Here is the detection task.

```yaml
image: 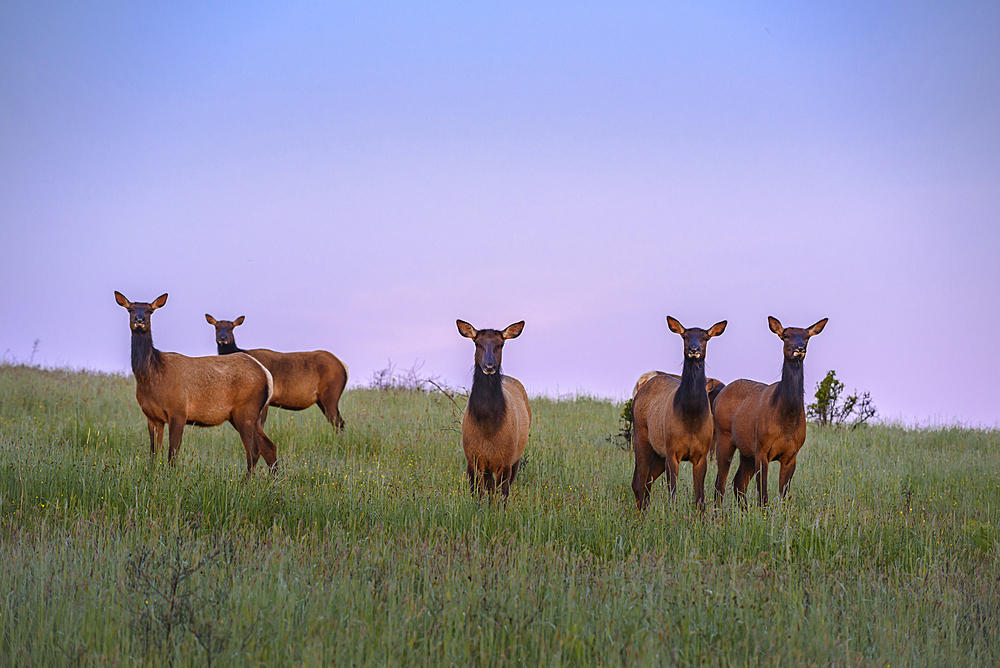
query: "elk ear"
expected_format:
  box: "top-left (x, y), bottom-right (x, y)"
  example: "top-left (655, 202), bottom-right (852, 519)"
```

top-left (114, 291), bottom-right (131, 309)
top-left (150, 293), bottom-right (168, 310)
top-left (767, 316), bottom-right (784, 337)
top-left (233, 316), bottom-right (245, 327)
top-left (456, 320), bottom-right (477, 339)
top-left (205, 314), bottom-right (217, 326)
top-left (707, 320), bottom-right (727, 337)
top-left (807, 318), bottom-right (828, 337)
top-left (502, 321), bottom-right (525, 340)
top-left (666, 316), bottom-right (685, 335)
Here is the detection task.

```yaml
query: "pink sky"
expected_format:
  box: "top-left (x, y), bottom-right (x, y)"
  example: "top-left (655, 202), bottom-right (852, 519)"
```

top-left (2, 2), bottom-right (998, 426)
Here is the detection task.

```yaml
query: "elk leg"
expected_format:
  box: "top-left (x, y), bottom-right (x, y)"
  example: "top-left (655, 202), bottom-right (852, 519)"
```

top-left (756, 456), bottom-right (770, 506)
top-left (483, 470), bottom-right (496, 495)
top-left (232, 418), bottom-right (257, 476)
top-left (778, 457), bottom-right (797, 499)
top-left (733, 454), bottom-right (755, 505)
top-left (466, 463), bottom-right (488, 498)
top-left (631, 424), bottom-right (664, 510)
top-left (167, 417), bottom-right (185, 464)
top-left (498, 465), bottom-right (513, 501)
top-left (714, 431), bottom-right (736, 503)
top-left (509, 458), bottom-right (521, 484)
top-left (691, 454), bottom-right (708, 510)
top-left (317, 389), bottom-right (346, 431)
top-left (631, 454), bottom-right (665, 511)
top-left (664, 455), bottom-right (680, 499)
top-left (256, 425), bottom-right (278, 472)
top-left (147, 419), bottom-right (164, 460)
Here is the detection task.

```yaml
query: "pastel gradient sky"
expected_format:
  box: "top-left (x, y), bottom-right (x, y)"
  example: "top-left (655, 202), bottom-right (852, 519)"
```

top-left (2, 1), bottom-right (998, 425)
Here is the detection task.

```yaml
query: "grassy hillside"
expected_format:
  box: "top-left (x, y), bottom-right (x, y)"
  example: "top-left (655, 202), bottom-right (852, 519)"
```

top-left (1, 363), bottom-right (998, 666)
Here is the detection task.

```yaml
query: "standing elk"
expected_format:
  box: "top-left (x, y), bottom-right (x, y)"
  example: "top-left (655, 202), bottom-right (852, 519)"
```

top-left (115, 292), bottom-right (278, 475)
top-left (205, 314), bottom-right (349, 430)
top-left (456, 319), bottom-right (531, 500)
top-left (631, 317), bottom-right (727, 510)
top-left (713, 316), bottom-right (828, 506)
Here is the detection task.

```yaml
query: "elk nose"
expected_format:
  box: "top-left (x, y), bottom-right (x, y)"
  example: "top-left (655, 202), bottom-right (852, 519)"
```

top-left (482, 362), bottom-right (497, 374)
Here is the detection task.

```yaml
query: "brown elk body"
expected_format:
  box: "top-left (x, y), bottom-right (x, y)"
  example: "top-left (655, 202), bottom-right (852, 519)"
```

top-left (631, 317), bottom-right (727, 510)
top-left (206, 314), bottom-right (348, 430)
top-left (457, 320), bottom-right (531, 500)
top-left (115, 292), bottom-right (278, 475)
top-left (713, 317), bottom-right (828, 506)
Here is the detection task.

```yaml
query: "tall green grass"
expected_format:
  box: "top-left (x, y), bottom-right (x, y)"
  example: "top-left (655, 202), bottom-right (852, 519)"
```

top-left (1, 363), bottom-right (998, 666)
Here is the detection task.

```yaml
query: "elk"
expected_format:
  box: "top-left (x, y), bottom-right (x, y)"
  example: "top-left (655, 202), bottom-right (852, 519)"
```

top-left (713, 316), bottom-right (828, 506)
top-left (205, 314), bottom-right (348, 430)
top-left (631, 317), bottom-right (727, 510)
top-left (456, 320), bottom-right (531, 500)
top-left (115, 292), bottom-right (278, 475)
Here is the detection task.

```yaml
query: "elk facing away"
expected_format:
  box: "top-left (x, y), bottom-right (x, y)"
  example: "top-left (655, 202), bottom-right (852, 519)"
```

top-left (631, 317), bottom-right (727, 510)
top-left (205, 314), bottom-right (349, 430)
top-left (713, 317), bottom-right (828, 506)
top-left (115, 292), bottom-right (278, 475)
top-left (457, 320), bottom-right (531, 500)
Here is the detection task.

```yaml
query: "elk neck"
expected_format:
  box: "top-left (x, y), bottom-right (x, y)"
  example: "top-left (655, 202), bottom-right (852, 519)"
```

top-left (772, 355), bottom-right (805, 425)
top-left (131, 327), bottom-right (162, 380)
top-left (468, 364), bottom-right (507, 434)
top-left (673, 354), bottom-right (709, 427)
top-left (217, 340), bottom-right (242, 355)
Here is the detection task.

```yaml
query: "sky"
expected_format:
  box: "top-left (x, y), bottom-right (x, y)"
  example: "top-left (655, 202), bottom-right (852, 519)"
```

top-left (1, 1), bottom-right (998, 426)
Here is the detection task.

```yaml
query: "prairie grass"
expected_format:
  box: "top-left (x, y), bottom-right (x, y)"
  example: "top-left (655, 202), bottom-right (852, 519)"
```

top-left (0, 363), bottom-right (998, 666)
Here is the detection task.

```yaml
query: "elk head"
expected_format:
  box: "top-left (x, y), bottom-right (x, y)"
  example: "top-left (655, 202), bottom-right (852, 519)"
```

top-left (115, 292), bottom-right (167, 333)
top-left (205, 314), bottom-right (245, 348)
top-left (768, 316), bottom-right (828, 361)
top-left (457, 320), bottom-right (524, 375)
top-left (666, 316), bottom-right (727, 359)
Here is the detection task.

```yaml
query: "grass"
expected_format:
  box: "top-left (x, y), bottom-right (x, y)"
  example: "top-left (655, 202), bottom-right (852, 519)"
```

top-left (1, 362), bottom-right (998, 666)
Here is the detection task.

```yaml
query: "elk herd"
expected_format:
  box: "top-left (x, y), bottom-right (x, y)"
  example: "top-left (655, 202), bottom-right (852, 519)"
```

top-left (114, 291), bottom-right (826, 511)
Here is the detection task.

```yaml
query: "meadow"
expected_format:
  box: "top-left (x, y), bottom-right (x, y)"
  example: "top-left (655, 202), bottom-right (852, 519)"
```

top-left (1, 362), bottom-right (998, 666)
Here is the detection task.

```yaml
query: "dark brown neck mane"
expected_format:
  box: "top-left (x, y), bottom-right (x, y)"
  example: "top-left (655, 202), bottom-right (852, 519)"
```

top-left (217, 340), bottom-right (243, 355)
top-left (673, 355), bottom-right (710, 428)
top-left (131, 329), bottom-right (163, 379)
top-left (468, 365), bottom-right (506, 434)
top-left (771, 357), bottom-right (805, 425)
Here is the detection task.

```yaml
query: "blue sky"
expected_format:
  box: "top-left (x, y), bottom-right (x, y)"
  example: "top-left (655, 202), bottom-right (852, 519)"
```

top-left (2, 1), bottom-right (998, 425)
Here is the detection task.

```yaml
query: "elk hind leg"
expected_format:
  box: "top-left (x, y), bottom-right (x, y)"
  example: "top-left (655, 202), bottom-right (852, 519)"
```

top-left (167, 417), bottom-right (185, 464)
top-left (147, 419), bottom-right (164, 461)
top-left (498, 465), bottom-right (514, 501)
top-left (714, 430), bottom-right (737, 503)
top-left (664, 455), bottom-right (680, 499)
top-left (733, 454), bottom-right (755, 506)
top-left (232, 418), bottom-right (257, 476)
top-left (778, 457), bottom-right (798, 500)
top-left (483, 470), bottom-right (497, 495)
top-left (317, 385), bottom-right (346, 431)
top-left (755, 456), bottom-right (770, 506)
top-left (691, 455), bottom-right (708, 510)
